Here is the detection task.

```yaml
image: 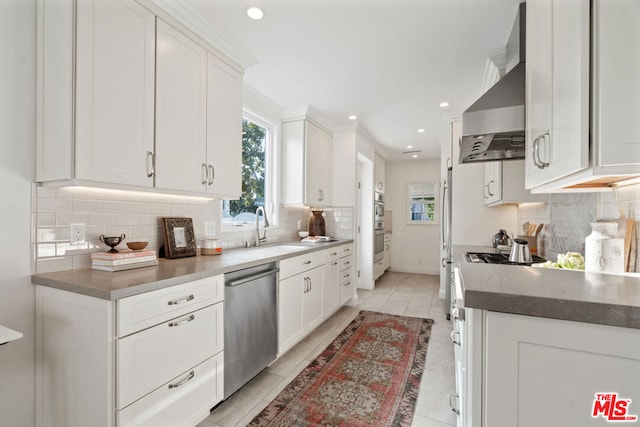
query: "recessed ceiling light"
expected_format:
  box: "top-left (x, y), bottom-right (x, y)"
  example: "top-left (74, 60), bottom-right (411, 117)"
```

top-left (412, 154), bottom-right (418, 158)
top-left (406, 145), bottom-right (413, 149)
top-left (440, 101), bottom-right (450, 108)
top-left (348, 115), bottom-right (357, 121)
top-left (417, 128), bottom-right (425, 133)
top-left (246, 6), bottom-right (264, 20)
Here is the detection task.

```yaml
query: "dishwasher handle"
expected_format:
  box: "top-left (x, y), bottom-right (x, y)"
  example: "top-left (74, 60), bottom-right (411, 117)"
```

top-left (227, 268), bottom-right (279, 287)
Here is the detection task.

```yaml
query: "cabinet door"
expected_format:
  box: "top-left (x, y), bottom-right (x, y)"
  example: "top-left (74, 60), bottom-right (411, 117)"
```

top-left (278, 274), bottom-right (304, 354)
top-left (206, 53), bottom-right (243, 198)
top-left (323, 261), bottom-right (339, 316)
top-left (484, 311), bottom-right (640, 427)
top-left (526, 0), bottom-right (589, 188)
top-left (75, 0), bottom-right (155, 187)
top-left (483, 162), bottom-right (501, 206)
top-left (305, 122), bottom-right (332, 206)
top-left (302, 267), bottom-right (324, 331)
top-left (155, 19), bottom-right (207, 193)
top-left (594, 0), bottom-right (640, 168)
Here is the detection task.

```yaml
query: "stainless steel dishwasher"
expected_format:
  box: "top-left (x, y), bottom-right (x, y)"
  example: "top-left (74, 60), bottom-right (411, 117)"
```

top-left (224, 262), bottom-right (278, 399)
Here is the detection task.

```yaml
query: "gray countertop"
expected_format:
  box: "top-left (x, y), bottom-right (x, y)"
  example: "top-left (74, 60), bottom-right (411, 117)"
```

top-left (32, 240), bottom-right (353, 301)
top-left (454, 245), bottom-right (640, 329)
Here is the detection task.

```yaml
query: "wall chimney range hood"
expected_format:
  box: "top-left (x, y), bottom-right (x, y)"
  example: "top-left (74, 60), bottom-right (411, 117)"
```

top-left (460, 3), bottom-right (526, 164)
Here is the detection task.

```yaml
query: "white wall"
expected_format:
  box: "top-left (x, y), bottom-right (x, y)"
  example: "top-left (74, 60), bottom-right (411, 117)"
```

top-left (0, 0), bottom-right (36, 425)
top-left (386, 159), bottom-right (441, 274)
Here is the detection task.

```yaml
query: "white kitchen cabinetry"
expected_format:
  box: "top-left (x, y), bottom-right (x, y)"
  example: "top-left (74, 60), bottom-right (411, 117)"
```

top-left (483, 160), bottom-right (546, 206)
top-left (37, 1), bottom-right (243, 197)
top-left (206, 53), bottom-right (243, 198)
top-left (282, 119), bottom-right (333, 207)
top-left (468, 309), bottom-right (640, 426)
top-left (526, 0), bottom-right (640, 192)
top-left (154, 19), bottom-right (208, 193)
top-left (37, 0), bottom-right (156, 187)
top-left (525, 0), bottom-right (590, 190)
top-left (374, 153), bottom-right (386, 193)
top-left (339, 244), bottom-right (355, 305)
top-left (35, 275), bottom-right (224, 427)
top-left (278, 244), bottom-right (353, 355)
top-left (382, 233), bottom-right (391, 271)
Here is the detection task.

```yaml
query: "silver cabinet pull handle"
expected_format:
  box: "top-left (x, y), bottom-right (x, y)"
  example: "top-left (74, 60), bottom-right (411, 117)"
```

top-left (450, 330), bottom-right (461, 346)
top-left (331, 252), bottom-right (338, 256)
top-left (343, 281), bottom-right (351, 287)
top-left (450, 393), bottom-right (460, 415)
top-left (201, 163), bottom-right (208, 185)
top-left (208, 164), bottom-right (214, 185)
top-left (332, 262), bottom-right (338, 266)
top-left (168, 370), bottom-right (195, 389)
top-left (167, 294), bottom-right (195, 306)
top-left (302, 260), bottom-right (312, 265)
top-left (146, 151), bottom-right (155, 177)
top-left (532, 135), bottom-right (542, 169)
top-left (539, 131), bottom-right (550, 168)
top-left (487, 179), bottom-right (495, 196)
top-left (168, 314), bottom-right (195, 327)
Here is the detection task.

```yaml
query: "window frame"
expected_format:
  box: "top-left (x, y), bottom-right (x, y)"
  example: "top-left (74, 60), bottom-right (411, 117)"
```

top-left (406, 180), bottom-right (439, 225)
top-left (221, 109), bottom-right (278, 231)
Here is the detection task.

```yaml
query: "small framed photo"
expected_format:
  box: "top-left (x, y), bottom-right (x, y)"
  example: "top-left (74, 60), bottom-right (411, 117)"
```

top-left (161, 217), bottom-right (197, 259)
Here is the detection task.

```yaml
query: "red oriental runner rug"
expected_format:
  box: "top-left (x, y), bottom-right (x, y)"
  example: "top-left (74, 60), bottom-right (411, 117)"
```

top-left (248, 310), bottom-right (434, 427)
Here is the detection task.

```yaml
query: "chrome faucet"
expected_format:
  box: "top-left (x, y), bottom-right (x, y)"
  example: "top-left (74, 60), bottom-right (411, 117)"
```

top-left (255, 206), bottom-right (269, 247)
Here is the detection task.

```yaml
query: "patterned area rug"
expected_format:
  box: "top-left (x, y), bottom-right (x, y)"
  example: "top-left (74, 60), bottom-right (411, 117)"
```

top-left (248, 310), bottom-right (434, 427)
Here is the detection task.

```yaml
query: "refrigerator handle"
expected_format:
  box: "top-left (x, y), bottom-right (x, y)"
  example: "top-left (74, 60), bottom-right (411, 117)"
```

top-left (441, 179), bottom-right (448, 247)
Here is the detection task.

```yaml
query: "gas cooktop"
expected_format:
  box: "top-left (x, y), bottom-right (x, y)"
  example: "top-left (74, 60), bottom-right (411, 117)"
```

top-left (466, 252), bottom-right (546, 266)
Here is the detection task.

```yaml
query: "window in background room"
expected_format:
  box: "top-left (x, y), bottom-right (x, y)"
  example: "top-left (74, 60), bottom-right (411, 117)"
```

top-left (407, 181), bottom-right (438, 224)
top-left (222, 113), bottom-right (274, 227)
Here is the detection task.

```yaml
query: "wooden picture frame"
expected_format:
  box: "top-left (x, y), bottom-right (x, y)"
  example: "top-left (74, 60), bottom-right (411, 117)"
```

top-left (161, 217), bottom-right (197, 259)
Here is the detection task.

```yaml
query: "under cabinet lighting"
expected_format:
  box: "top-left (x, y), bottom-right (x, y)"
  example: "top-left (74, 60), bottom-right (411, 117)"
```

top-left (417, 128), bottom-right (425, 133)
top-left (406, 145), bottom-right (413, 149)
top-left (412, 154), bottom-right (418, 158)
top-left (440, 101), bottom-right (450, 108)
top-left (348, 115), bottom-right (357, 120)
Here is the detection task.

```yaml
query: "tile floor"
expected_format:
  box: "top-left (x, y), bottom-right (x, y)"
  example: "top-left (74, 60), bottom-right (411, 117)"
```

top-left (198, 271), bottom-right (456, 427)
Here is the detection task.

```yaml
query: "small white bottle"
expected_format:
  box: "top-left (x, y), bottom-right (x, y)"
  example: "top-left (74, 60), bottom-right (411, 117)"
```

top-left (585, 222), bottom-right (624, 273)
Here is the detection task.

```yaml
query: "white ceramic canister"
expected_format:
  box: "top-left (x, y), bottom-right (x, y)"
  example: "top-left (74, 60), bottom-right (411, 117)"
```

top-left (202, 238), bottom-right (222, 255)
top-left (584, 222), bottom-right (624, 273)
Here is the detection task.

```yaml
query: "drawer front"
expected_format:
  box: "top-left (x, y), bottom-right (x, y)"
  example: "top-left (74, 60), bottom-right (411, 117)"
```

top-left (279, 251), bottom-right (323, 279)
top-left (117, 303), bottom-right (223, 409)
top-left (339, 268), bottom-right (353, 285)
top-left (117, 275), bottom-right (223, 337)
top-left (340, 278), bottom-right (354, 305)
top-left (323, 247), bottom-right (341, 263)
top-left (340, 244), bottom-right (354, 258)
top-left (339, 255), bottom-right (353, 272)
top-left (118, 352), bottom-right (223, 427)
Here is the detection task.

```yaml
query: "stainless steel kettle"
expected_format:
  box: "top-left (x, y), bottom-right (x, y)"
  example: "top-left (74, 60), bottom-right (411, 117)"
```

top-left (492, 229), bottom-right (511, 248)
top-left (509, 238), bottom-right (532, 263)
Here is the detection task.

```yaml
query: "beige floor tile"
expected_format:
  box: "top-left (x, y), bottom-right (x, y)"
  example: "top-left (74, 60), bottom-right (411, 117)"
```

top-left (205, 272), bottom-right (454, 427)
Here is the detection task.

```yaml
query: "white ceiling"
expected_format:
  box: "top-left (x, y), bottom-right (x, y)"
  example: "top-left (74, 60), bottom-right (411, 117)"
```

top-left (153, 0), bottom-right (522, 160)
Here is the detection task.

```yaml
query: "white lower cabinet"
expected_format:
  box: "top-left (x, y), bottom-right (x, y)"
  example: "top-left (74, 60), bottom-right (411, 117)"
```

top-left (35, 275), bottom-right (224, 427)
top-left (117, 353), bottom-right (223, 427)
top-left (468, 309), bottom-right (640, 426)
top-left (278, 243), bottom-right (354, 355)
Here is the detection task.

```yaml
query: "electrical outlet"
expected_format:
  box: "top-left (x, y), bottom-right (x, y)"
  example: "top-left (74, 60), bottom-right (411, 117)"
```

top-left (297, 220), bottom-right (302, 230)
top-left (204, 221), bottom-right (216, 236)
top-left (70, 223), bottom-right (86, 245)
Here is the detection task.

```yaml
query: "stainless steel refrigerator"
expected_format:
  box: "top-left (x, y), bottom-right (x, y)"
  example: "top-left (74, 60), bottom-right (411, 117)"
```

top-left (441, 166), bottom-right (453, 320)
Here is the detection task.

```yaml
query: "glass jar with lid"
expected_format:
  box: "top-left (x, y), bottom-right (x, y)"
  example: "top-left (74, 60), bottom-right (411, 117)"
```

top-left (584, 222), bottom-right (624, 273)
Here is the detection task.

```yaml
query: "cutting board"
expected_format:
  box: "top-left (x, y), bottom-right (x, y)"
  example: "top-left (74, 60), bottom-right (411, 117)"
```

top-left (629, 221), bottom-right (638, 273)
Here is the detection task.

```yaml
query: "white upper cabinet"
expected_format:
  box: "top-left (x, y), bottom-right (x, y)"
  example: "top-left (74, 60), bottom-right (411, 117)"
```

top-left (37, 1), bottom-right (243, 197)
top-left (206, 54), bottom-right (243, 199)
top-left (525, 0), bottom-right (590, 190)
top-left (526, 0), bottom-right (640, 192)
top-left (484, 160), bottom-right (546, 206)
top-left (374, 153), bottom-right (385, 193)
top-left (282, 119), bottom-right (333, 207)
top-left (154, 19), bottom-right (208, 193)
top-left (592, 0), bottom-right (640, 170)
top-left (38, 0), bottom-right (156, 186)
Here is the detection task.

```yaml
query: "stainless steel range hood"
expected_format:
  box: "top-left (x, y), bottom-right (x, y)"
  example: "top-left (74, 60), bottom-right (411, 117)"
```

top-left (460, 3), bottom-right (526, 164)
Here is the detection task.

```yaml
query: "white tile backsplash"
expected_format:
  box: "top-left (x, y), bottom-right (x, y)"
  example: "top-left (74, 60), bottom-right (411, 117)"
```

top-left (33, 186), bottom-right (355, 273)
top-left (518, 183), bottom-right (640, 271)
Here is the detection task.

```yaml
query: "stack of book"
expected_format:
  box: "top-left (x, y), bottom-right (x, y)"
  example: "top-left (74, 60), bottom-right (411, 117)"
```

top-left (91, 249), bottom-right (158, 272)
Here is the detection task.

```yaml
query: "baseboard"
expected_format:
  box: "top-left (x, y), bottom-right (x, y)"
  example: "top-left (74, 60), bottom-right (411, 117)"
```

top-left (389, 266), bottom-right (440, 275)
top-left (356, 280), bottom-right (375, 290)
